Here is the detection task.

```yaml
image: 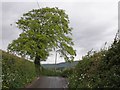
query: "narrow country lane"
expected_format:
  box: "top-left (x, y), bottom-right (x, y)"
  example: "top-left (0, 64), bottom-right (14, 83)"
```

top-left (27, 76), bottom-right (68, 88)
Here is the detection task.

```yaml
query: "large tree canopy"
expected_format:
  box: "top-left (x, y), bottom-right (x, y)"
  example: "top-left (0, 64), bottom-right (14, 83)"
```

top-left (8, 7), bottom-right (76, 65)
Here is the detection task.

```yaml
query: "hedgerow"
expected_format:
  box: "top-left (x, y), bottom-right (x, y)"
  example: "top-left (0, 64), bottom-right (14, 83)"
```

top-left (2, 50), bottom-right (37, 89)
top-left (68, 36), bottom-right (120, 88)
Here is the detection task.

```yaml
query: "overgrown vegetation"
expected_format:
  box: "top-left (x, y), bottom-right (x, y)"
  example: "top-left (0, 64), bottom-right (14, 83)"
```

top-left (68, 32), bottom-right (120, 89)
top-left (61, 68), bottom-right (74, 78)
top-left (2, 33), bottom-right (120, 89)
top-left (2, 50), bottom-right (37, 89)
top-left (1, 49), bottom-right (67, 89)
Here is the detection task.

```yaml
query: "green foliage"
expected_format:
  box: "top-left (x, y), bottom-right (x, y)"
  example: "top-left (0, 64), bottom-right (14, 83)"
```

top-left (8, 7), bottom-right (76, 63)
top-left (68, 39), bottom-right (120, 88)
top-left (41, 68), bottom-right (62, 76)
top-left (97, 39), bottom-right (120, 88)
top-left (61, 68), bottom-right (74, 78)
top-left (2, 50), bottom-right (37, 89)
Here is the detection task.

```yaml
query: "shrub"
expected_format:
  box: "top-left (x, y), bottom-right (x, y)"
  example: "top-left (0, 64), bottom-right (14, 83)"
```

top-left (61, 68), bottom-right (74, 78)
top-left (68, 39), bottom-right (120, 88)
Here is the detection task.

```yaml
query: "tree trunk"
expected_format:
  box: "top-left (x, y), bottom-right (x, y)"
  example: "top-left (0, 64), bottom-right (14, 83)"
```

top-left (34, 55), bottom-right (41, 77)
top-left (34, 55), bottom-right (40, 65)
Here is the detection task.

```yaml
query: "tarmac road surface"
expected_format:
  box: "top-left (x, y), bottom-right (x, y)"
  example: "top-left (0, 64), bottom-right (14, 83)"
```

top-left (27, 76), bottom-right (68, 88)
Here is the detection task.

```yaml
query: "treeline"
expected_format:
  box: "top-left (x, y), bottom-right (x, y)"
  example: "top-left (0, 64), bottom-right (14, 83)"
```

top-left (68, 33), bottom-right (120, 88)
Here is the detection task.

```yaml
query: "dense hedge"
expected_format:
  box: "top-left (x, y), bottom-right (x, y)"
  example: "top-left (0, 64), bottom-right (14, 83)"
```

top-left (68, 39), bottom-right (120, 89)
top-left (2, 50), bottom-right (37, 89)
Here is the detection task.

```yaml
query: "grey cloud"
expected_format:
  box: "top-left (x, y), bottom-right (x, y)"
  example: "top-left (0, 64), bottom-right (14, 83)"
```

top-left (1, 2), bottom-right (118, 64)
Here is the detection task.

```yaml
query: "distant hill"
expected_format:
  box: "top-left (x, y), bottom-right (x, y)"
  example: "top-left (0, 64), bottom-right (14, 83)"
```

top-left (41, 61), bottom-right (79, 69)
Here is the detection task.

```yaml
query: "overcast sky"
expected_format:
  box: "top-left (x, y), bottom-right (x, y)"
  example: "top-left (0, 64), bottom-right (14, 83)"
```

top-left (1, 0), bottom-right (118, 64)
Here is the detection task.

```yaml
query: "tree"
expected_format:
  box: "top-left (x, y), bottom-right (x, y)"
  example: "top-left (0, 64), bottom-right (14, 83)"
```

top-left (8, 7), bottom-right (76, 67)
